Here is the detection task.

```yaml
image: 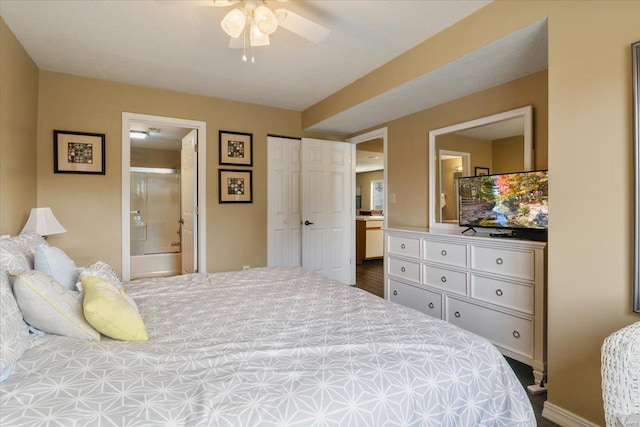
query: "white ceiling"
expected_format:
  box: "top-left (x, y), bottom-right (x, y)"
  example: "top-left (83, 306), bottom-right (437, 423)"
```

top-left (0, 0), bottom-right (547, 136)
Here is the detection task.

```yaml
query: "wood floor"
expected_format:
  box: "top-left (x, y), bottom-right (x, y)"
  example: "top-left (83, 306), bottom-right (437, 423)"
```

top-left (354, 258), bottom-right (558, 427)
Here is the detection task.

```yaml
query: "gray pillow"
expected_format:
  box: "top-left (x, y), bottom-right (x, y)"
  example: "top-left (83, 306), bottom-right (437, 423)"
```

top-left (0, 270), bottom-right (30, 379)
top-left (12, 270), bottom-right (100, 341)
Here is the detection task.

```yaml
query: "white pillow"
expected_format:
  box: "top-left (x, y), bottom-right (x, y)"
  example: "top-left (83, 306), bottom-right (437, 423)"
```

top-left (77, 261), bottom-right (123, 292)
top-left (12, 270), bottom-right (100, 341)
top-left (0, 270), bottom-right (30, 380)
top-left (34, 245), bottom-right (78, 290)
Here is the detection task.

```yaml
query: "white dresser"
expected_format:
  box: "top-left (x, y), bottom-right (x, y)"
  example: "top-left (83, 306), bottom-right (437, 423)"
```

top-left (385, 226), bottom-right (547, 392)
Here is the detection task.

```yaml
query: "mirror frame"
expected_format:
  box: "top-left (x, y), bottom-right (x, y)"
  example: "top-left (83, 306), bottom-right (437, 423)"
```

top-left (632, 41), bottom-right (640, 313)
top-left (428, 105), bottom-right (534, 231)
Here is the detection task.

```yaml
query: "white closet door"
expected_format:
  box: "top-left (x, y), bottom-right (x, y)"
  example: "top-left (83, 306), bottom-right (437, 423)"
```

top-left (267, 136), bottom-right (301, 267)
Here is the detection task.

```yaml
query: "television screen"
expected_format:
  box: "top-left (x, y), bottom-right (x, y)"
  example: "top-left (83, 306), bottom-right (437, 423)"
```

top-left (458, 170), bottom-right (548, 230)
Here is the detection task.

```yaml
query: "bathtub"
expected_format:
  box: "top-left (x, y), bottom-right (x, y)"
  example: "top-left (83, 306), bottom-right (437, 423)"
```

top-left (130, 253), bottom-right (181, 280)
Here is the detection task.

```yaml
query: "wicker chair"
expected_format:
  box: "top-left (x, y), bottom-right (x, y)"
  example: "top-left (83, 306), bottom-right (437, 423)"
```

top-left (601, 321), bottom-right (640, 427)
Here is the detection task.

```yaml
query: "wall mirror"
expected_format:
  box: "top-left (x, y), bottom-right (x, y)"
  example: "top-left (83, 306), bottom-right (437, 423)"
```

top-left (429, 106), bottom-right (534, 231)
top-left (632, 41), bottom-right (639, 313)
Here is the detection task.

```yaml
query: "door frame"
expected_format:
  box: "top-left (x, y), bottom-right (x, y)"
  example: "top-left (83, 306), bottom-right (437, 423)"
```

top-left (347, 127), bottom-right (388, 286)
top-left (121, 112), bottom-right (207, 281)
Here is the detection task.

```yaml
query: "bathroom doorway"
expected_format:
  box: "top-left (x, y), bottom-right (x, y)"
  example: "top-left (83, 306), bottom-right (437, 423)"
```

top-left (121, 113), bottom-right (207, 281)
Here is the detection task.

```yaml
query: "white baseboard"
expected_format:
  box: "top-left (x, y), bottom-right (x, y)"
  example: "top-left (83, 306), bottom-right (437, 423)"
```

top-left (542, 401), bottom-right (601, 427)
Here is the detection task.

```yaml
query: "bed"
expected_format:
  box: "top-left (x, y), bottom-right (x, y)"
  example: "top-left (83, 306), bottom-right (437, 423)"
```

top-left (1, 236), bottom-right (535, 426)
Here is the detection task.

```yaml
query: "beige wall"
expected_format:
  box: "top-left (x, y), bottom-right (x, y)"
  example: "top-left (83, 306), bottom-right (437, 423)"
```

top-left (131, 147), bottom-right (180, 169)
top-left (356, 170), bottom-right (384, 212)
top-left (303, 2), bottom-right (639, 423)
top-left (36, 71), bottom-right (301, 271)
top-left (0, 18), bottom-right (39, 235)
top-left (492, 135), bottom-right (524, 174)
top-left (380, 70), bottom-right (547, 229)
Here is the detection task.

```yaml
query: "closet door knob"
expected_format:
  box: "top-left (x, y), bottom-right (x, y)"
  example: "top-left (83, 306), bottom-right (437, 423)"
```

top-left (496, 289), bottom-right (503, 296)
top-left (496, 257), bottom-right (503, 265)
top-left (401, 266), bottom-right (406, 272)
top-left (441, 249), bottom-right (447, 256)
top-left (440, 276), bottom-right (447, 283)
top-left (454, 311), bottom-right (461, 318)
top-left (513, 330), bottom-right (521, 339)
top-left (401, 243), bottom-right (406, 249)
top-left (428, 303), bottom-right (435, 309)
top-left (393, 290), bottom-right (398, 296)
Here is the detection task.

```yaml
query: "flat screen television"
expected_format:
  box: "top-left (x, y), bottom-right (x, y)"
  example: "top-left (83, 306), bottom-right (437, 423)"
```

top-left (458, 170), bottom-right (548, 237)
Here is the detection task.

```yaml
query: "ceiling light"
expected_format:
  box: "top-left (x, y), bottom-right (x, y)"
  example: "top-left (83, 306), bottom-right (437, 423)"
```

top-left (250, 23), bottom-right (270, 47)
top-left (253, 5), bottom-right (277, 35)
top-left (130, 130), bottom-right (148, 139)
top-left (221, 8), bottom-right (247, 38)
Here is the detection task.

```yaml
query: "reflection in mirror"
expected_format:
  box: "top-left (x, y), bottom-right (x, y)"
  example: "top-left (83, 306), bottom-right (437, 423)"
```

top-left (429, 106), bottom-right (533, 231)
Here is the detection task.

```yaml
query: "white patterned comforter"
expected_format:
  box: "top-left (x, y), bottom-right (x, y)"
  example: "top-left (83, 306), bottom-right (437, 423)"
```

top-left (1, 267), bottom-right (534, 426)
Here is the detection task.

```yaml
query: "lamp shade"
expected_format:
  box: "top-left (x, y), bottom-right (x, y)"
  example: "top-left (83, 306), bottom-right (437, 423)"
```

top-left (250, 23), bottom-right (270, 47)
top-left (21, 208), bottom-right (67, 237)
top-left (254, 5), bottom-right (278, 35)
top-left (221, 8), bottom-right (247, 38)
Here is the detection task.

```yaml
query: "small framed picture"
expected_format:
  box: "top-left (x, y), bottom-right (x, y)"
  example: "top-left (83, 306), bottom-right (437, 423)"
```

top-left (219, 169), bottom-right (253, 203)
top-left (475, 167), bottom-right (490, 176)
top-left (219, 130), bottom-right (253, 166)
top-left (54, 130), bottom-right (105, 175)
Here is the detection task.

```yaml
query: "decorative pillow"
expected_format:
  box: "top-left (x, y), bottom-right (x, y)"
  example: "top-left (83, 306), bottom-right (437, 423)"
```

top-left (77, 261), bottom-right (123, 292)
top-left (34, 244), bottom-right (78, 290)
top-left (82, 276), bottom-right (148, 341)
top-left (0, 239), bottom-right (31, 272)
top-left (12, 270), bottom-right (100, 341)
top-left (0, 270), bottom-right (30, 380)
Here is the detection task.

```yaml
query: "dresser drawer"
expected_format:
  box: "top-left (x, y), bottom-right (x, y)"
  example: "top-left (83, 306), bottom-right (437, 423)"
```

top-left (446, 297), bottom-right (533, 358)
top-left (471, 275), bottom-right (534, 314)
top-left (388, 279), bottom-right (442, 318)
top-left (387, 257), bottom-right (421, 283)
top-left (470, 245), bottom-right (535, 281)
top-left (387, 235), bottom-right (420, 259)
top-left (424, 240), bottom-right (467, 267)
top-left (424, 265), bottom-right (467, 296)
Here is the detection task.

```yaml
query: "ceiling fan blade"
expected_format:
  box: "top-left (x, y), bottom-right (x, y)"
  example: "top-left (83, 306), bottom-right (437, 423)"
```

top-left (274, 8), bottom-right (329, 43)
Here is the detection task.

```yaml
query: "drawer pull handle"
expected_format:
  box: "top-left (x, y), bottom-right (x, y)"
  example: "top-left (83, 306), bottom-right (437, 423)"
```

top-left (428, 302), bottom-right (435, 309)
top-left (454, 311), bottom-right (461, 318)
top-left (401, 266), bottom-right (406, 272)
top-left (393, 290), bottom-right (398, 296)
top-left (401, 243), bottom-right (406, 249)
top-left (440, 276), bottom-right (447, 283)
top-left (496, 289), bottom-right (503, 296)
top-left (513, 330), bottom-right (521, 339)
top-left (441, 249), bottom-right (447, 256)
top-left (496, 257), bottom-right (504, 265)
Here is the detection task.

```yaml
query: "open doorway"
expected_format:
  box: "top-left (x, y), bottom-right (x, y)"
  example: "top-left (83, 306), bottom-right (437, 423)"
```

top-left (348, 128), bottom-right (387, 297)
top-left (121, 113), bottom-right (207, 281)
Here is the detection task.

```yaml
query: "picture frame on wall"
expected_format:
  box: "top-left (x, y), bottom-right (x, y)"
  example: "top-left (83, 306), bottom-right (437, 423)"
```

top-left (219, 130), bottom-right (253, 166)
top-left (53, 130), bottom-right (106, 175)
top-left (475, 167), bottom-right (490, 176)
top-left (219, 169), bottom-right (253, 203)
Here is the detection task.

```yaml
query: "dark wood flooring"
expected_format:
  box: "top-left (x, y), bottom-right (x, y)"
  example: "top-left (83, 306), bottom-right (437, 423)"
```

top-left (355, 258), bottom-right (558, 426)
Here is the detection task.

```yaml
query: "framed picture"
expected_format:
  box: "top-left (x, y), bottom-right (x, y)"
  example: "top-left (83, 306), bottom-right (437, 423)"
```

top-left (54, 130), bottom-right (105, 175)
top-left (475, 167), bottom-right (490, 176)
top-left (219, 169), bottom-right (252, 203)
top-left (219, 130), bottom-right (253, 166)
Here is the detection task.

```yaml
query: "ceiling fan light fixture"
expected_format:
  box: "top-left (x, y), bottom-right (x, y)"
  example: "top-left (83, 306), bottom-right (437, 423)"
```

top-left (250, 23), bottom-right (270, 47)
top-left (254, 5), bottom-right (278, 35)
top-left (221, 8), bottom-right (246, 38)
top-left (130, 130), bottom-right (148, 139)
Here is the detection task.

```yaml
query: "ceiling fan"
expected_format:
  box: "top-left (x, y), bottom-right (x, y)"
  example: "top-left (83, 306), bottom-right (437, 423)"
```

top-left (159, 0), bottom-right (330, 61)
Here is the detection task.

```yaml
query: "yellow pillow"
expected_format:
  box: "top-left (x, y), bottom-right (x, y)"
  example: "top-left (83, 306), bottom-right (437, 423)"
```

top-left (81, 276), bottom-right (148, 341)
